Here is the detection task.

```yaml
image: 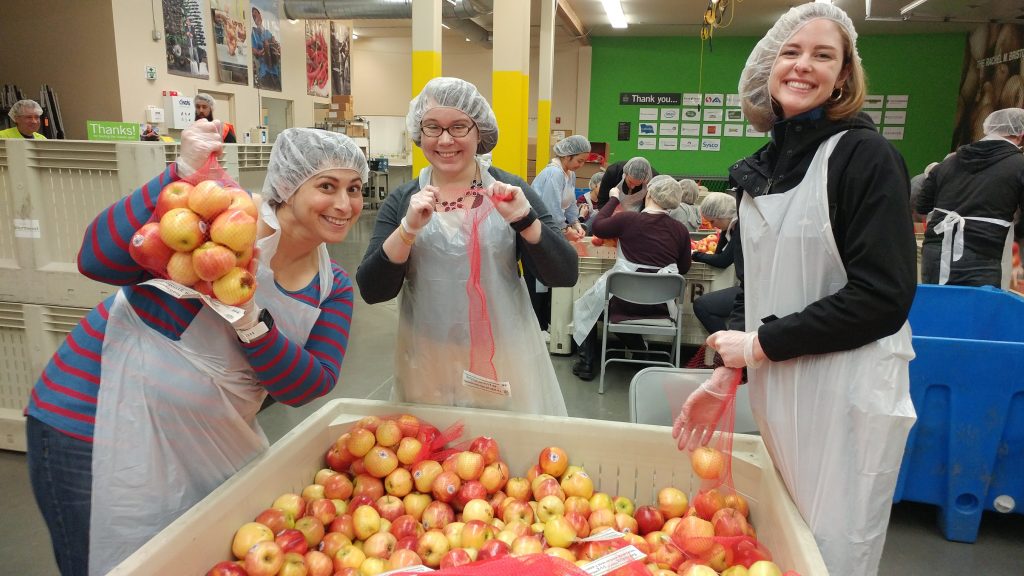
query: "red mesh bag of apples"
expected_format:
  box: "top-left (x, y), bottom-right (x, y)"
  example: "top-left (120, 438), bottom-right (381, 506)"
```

top-left (128, 153), bottom-right (258, 307)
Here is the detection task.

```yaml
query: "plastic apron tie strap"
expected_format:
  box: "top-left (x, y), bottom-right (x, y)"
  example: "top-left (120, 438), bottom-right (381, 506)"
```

top-left (932, 207), bottom-right (1011, 285)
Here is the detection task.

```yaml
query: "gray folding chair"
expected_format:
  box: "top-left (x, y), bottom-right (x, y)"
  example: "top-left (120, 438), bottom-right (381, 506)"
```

top-left (628, 366), bottom-right (760, 434)
top-left (598, 271), bottom-right (686, 394)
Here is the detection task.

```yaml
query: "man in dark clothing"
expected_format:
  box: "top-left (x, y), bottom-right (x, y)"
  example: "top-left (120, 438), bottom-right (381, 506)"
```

top-left (916, 108), bottom-right (1024, 288)
top-left (595, 157), bottom-right (658, 210)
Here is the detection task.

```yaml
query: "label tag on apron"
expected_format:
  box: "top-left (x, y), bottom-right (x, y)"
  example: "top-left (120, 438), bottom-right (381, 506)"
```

top-left (142, 278), bottom-right (247, 323)
top-left (461, 370), bottom-right (511, 397)
top-left (579, 545), bottom-right (646, 575)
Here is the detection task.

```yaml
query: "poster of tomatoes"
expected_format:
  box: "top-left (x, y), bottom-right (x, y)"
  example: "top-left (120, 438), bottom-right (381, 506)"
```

top-left (305, 20), bottom-right (330, 97)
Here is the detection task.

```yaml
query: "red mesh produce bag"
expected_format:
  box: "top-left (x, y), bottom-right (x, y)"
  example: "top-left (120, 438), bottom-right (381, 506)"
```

top-left (388, 554), bottom-right (588, 576)
top-left (465, 192), bottom-right (499, 381)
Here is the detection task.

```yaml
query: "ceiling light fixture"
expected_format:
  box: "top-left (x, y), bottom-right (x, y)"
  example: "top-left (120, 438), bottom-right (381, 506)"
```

top-left (445, 0), bottom-right (457, 5)
top-left (900, 0), bottom-right (931, 15)
top-left (352, 32), bottom-right (359, 39)
top-left (601, 0), bottom-right (628, 29)
top-left (442, 23), bottom-right (450, 29)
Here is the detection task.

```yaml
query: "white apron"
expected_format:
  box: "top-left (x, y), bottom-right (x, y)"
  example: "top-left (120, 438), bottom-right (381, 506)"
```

top-left (391, 160), bottom-right (567, 416)
top-left (929, 207), bottom-right (1014, 287)
top-left (740, 132), bottom-right (917, 576)
top-left (89, 203), bottom-right (331, 575)
top-left (615, 175), bottom-right (648, 211)
top-left (572, 243), bottom-right (678, 345)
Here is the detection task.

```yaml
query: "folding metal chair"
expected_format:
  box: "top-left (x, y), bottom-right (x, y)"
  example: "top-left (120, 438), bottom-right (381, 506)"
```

top-left (628, 366), bottom-right (760, 434)
top-left (597, 271), bottom-right (686, 394)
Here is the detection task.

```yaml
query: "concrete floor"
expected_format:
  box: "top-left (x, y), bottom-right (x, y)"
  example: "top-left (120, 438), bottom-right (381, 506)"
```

top-left (2, 213), bottom-right (1022, 575)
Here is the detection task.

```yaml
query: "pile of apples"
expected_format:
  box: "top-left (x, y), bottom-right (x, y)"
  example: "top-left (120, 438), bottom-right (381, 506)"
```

top-left (129, 180), bottom-right (258, 306)
top-left (691, 233), bottom-right (719, 255)
top-left (206, 414), bottom-right (798, 576)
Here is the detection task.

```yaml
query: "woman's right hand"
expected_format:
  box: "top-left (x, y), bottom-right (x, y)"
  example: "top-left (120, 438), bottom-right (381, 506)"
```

top-left (404, 185), bottom-right (437, 232)
top-left (177, 119), bottom-right (224, 177)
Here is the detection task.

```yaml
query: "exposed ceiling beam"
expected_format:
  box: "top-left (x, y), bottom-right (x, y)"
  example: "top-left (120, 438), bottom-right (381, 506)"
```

top-left (556, 0), bottom-right (590, 46)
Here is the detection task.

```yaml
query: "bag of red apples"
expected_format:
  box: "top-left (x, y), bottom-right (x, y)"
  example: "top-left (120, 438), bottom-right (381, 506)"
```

top-left (128, 153), bottom-right (258, 307)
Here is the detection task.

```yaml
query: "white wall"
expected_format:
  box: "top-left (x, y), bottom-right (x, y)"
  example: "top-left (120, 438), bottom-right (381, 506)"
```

top-left (111, 0), bottom-right (330, 138)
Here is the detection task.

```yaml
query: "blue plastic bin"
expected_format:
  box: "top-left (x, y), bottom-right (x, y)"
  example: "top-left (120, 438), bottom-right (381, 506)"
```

top-left (893, 285), bottom-right (1024, 542)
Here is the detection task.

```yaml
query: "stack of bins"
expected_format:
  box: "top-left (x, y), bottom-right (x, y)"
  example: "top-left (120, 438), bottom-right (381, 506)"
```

top-left (894, 285), bottom-right (1024, 542)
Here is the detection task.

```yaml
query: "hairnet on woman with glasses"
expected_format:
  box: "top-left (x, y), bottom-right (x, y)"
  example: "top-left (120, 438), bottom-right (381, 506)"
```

top-left (673, 4), bottom-right (917, 576)
top-left (25, 125), bottom-right (365, 574)
top-left (358, 76), bottom-right (576, 417)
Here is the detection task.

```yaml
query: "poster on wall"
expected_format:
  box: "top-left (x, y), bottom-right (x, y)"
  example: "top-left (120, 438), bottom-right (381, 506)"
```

top-left (866, 110), bottom-right (883, 124)
top-left (884, 110), bottom-right (907, 124)
top-left (682, 93), bottom-right (702, 106)
top-left (701, 139), bottom-right (721, 151)
top-left (639, 108), bottom-right (659, 120)
top-left (660, 109), bottom-right (680, 121)
top-left (725, 109), bottom-right (744, 122)
top-left (703, 124), bottom-right (721, 137)
top-left (746, 125), bottom-right (767, 138)
top-left (306, 21), bottom-right (331, 97)
top-left (163, 0), bottom-right (209, 79)
top-left (883, 126), bottom-right (905, 140)
top-left (639, 122), bottom-right (657, 136)
top-left (331, 21), bottom-right (353, 96)
top-left (210, 0), bottom-right (249, 85)
top-left (951, 23), bottom-right (1024, 148)
top-left (681, 108), bottom-right (700, 121)
top-left (251, 0), bottom-right (282, 91)
top-left (637, 137), bottom-right (656, 150)
top-left (724, 124), bottom-right (743, 137)
top-left (680, 138), bottom-right (699, 151)
top-left (680, 123), bottom-right (700, 136)
top-left (864, 95), bottom-right (884, 108)
top-left (658, 138), bottom-right (678, 150)
top-left (660, 123), bottom-right (679, 135)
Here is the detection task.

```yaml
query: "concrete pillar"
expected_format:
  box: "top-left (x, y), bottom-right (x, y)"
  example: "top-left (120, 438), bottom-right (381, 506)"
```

top-left (411, 0), bottom-right (442, 174)
top-left (491, 0), bottom-right (530, 178)
top-left (536, 0), bottom-right (556, 173)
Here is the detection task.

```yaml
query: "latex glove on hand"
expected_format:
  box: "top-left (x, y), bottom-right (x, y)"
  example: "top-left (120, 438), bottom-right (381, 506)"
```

top-left (707, 330), bottom-right (767, 369)
top-left (230, 298), bottom-right (260, 330)
top-left (672, 367), bottom-right (740, 451)
top-left (177, 119), bottom-right (224, 177)
top-left (485, 181), bottom-right (531, 223)
top-left (609, 187), bottom-right (621, 200)
top-left (404, 185), bottom-right (437, 233)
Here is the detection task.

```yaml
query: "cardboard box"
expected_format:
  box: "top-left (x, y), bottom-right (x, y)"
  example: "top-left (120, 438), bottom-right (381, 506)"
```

top-left (110, 399), bottom-right (828, 575)
top-left (331, 94), bottom-right (353, 106)
top-left (347, 125), bottom-right (366, 138)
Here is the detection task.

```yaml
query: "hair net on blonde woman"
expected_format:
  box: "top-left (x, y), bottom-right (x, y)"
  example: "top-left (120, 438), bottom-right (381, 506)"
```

top-left (552, 134), bottom-right (590, 157)
top-left (677, 179), bottom-right (700, 205)
top-left (646, 175), bottom-right (683, 210)
top-left (982, 108), bottom-right (1024, 137)
top-left (9, 99), bottom-right (42, 121)
top-left (739, 2), bottom-right (859, 132)
top-left (262, 128), bottom-right (369, 204)
top-left (406, 77), bottom-right (499, 154)
top-left (623, 157), bottom-right (653, 181)
top-left (700, 192), bottom-right (738, 220)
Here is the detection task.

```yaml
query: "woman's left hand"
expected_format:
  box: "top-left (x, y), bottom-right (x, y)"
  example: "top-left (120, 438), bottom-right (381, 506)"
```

top-left (564, 225), bottom-right (584, 242)
top-left (485, 181), bottom-right (531, 223)
top-left (707, 330), bottom-right (766, 368)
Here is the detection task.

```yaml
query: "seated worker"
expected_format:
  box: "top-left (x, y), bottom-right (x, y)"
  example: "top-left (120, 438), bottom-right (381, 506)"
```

top-left (1, 99), bottom-right (47, 139)
top-left (669, 179), bottom-right (702, 232)
top-left (194, 93), bottom-right (237, 143)
top-left (595, 157), bottom-right (658, 211)
top-left (571, 175), bottom-right (693, 381)
top-left (578, 171), bottom-right (604, 231)
top-left (690, 192), bottom-right (739, 335)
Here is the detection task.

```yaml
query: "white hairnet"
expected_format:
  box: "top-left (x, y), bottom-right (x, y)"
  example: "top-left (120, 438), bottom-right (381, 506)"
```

top-left (700, 192), bottom-right (737, 220)
top-left (407, 77), bottom-right (498, 154)
top-left (194, 93), bottom-right (215, 109)
top-left (589, 171), bottom-right (605, 191)
top-left (982, 108), bottom-right (1024, 137)
top-left (678, 179), bottom-right (700, 205)
top-left (646, 175), bottom-right (683, 210)
top-left (553, 134), bottom-right (590, 157)
top-left (623, 157), bottom-right (653, 181)
top-left (9, 99), bottom-right (42, 121)
top-left (262, 128), bottom-right (369, 203)
top-left (739, 2), bottom-right (859, 132)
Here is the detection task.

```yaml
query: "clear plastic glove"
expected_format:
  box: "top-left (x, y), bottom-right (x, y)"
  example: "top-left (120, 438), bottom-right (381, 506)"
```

top-left (177, 119), bottom-right (224, 177)
top-left (404, 185), bottom-right (437, 232)
top-left (485, 181), bottom-right (531, 223)
top-left (672, 367), bottom-right (740, 451)
top-left (609, 187), bottom-right (621, 199)
top-left (707, 330), bottom-right (766, 369)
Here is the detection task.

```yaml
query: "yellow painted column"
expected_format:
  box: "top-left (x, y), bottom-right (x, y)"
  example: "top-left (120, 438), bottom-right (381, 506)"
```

top-left (491, 0), bottom-right (531, 178)
top-left (535, 0), bottom-right (557, 174)
top-left (411, 0), bottom-right (442, 174)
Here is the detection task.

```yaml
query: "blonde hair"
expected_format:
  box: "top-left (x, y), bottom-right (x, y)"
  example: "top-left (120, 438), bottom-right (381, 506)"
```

top-left (824, 20), bottom-right (866, 122)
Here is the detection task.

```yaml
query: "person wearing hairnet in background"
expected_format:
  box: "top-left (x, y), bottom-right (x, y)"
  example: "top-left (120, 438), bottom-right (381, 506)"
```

top-left (578, 170), bottom-right (605, 225)
top-left (0, 99), bottom-right (47, 139)
top-left (915, 108), bottom-right (1024, 288)
top-left (668, 178), bottom-right (702, 231)
top-left (690, 192), bottom-right (739, 336)
top-left (25, 122), bottom-right (366, 574)
top-left (595, 156), bottom-right (658, 211)
top-left (671, 4), bottom-right (917, 575)
top-left (571, 175), bottom-right (692, 381)
top-left (194, 93), bottom-right (237, 143)
top-left (356, 77), bottom-right (575, 416)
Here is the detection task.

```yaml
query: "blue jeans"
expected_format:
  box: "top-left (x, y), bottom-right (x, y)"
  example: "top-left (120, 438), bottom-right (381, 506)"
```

top-left (27, 416), bottom-right (92, 576)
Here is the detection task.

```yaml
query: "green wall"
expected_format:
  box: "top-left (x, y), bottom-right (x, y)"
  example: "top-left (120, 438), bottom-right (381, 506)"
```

top-left (589, 33), bottom-right (965, 178)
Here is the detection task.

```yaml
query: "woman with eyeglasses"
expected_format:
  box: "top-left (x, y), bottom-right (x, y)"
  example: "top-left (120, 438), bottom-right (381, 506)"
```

top-left (356, 77), bottom-right (576, 416)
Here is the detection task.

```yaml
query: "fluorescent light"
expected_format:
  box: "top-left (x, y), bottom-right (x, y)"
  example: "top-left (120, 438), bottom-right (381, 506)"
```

top-left (352, 32), bottom-right (359, 39)
top-left (465, 37), bottom-right (471, 42)
top-left (900, 0), bottom-right (931, 15)
top-left (445, 0), bottom-right (457, 5)
top-left (601, 0), bottom-right (627, 29)
top-left (442, 23), bottom-right (450, 29)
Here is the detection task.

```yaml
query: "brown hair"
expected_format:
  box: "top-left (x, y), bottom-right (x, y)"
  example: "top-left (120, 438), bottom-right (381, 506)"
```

top-left (825, 20), bottom-right (866, 122)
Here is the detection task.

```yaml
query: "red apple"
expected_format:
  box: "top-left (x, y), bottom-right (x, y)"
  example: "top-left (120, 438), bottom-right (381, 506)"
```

top-left (394, 535), bottom-right (419, 552)
top-left (588, 508), bottom-right (615, 532)
top-left (672, 516), bottom-right (715, 555)
top-left (478, 538), bottom-right (511, 561)
top-left (189, 180), bottom-right (232, 221)
top-left (387, 548), bottom-right (422, 570)
top-left (317, 531), bottom-right (351, 559)
top-left (384, 467), bottom-right (413, 498)
top-left (538, 446), bottom-right (569, 478)
top-left (232, 521), bottom-right (274, 559)
top-left (375, 494), bottom-right (405, 522)
top-left (440, 548), bottom-right (473, 569)
top-left (691, 446), bottom-right (726, 481)
top-left (461, 498), bottom-right (494, 523)
top-left (325, 446), bottom-right (354, 473)
top-left (275, 528), bottom-right (309, 555)
top-left (333, 544), bottom-right (366, 572)
top-left (560, 467), bottom-right (594, 499)
top-left (160, 207), bottom-right (207, 252)
top-left (453, 480), bottom-right (488, 511)
top-left (431, 470), bottom-right (461, 503)
top-left (364, 446), bottom-right (399, 478)
top-left (166, 250), bottom-right (201, 286)
top-left (272, 494), bottom-right (307, 520)
top-left (460, 519), bottom-right (494, 550)
top-left (346, 428), bottom-right (376, 458)
top-left (356, 415), bottom-right (382, 432)
top-left (543, 515), bottom-right (577, 548)
top-left (244, 540), bottom-right (284, 576)
top-left (505, 477), bottom-right (531, 502)
top-left (301, 483), bottom-right (325, 502)
top-left (327, 513), bottom-right (354, 540)
top-left (254, 508), bottom-right (293, 535)
top-left (455, 451), bottom-right (485, 482)
top-left (479, 461), bottom-right (510, 494)
top-left (724, 493), bottom-right (750, 518)
top-left (693, 488), bottom-right (727, 521)
top-left (323, 473), bottom-right (353, 500)
top-left (205, 560), bottom-right (247, 576)
top-left (421, 500), bottom-right (455, 531)
top-left (352, 473), bottom-right (385, 501)
top-left (129, 222), bottom-right (174, 274)
top-left (294, 516), bottom-right (325, 548)
top-left (635, 505), bottom-right (666, 535)
top-left (363, 531), bottom-right (397, 559)
top-left (210, 208), bottom-right (257, 253)
top-left (389, 514), bottom-right (424, 541)
top-left (613, 511), bottom-right (639, 534)
top-left (155, 181), bottom-right (194, 219)
top-left (469, 436), bottom-right (501, 465)
top-left (306, 498), bottom-right (337, 526)
top-left (510, 534), bottom-right (544, 556)
top-left (532, 476), bottom-right (564, 501)
top-left (564, 496), bottom-right (591, 518)
top-left (212, 267), bottom-right (256, 306)
top-left (191, 241), bottom-right (236, 281)
top-left (711, 506), bottom-right (750, 537)
top-left (501, 499), bottom-right (535, 525)
top-left (564, 511), bottom-right (590, 538)
top-left (395, 414), bottom-right (421, 438)
top-left (304, 550), bottom-right (333, 576)
top-left (536, 494), bottom-right (566, 523)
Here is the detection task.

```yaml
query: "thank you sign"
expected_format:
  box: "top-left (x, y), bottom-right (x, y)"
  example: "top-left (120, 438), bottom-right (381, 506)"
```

top-left (619, 93), bottom-right (681, 106)
top-left (87, 121), bottom-right (141, 141)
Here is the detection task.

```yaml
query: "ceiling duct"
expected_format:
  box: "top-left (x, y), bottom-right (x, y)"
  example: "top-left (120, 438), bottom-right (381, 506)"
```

top-left (283, 0), bottom-right (493, 47)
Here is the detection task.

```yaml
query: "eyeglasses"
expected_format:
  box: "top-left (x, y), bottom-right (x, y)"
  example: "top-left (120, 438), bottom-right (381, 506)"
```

top-left (421, 122), bottom-right (476, 138)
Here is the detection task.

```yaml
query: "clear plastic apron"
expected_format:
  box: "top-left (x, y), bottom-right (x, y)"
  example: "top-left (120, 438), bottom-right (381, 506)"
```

top-left (572, 242), bottom-right (678, 345)
top-left (740, 132), bottom-right (917, 576)
top-left (391, 160), bottom-right (567, 416)
top-left (930, 207), bottom-right (1014, 287)
top-left (89, 203), bottom-right (330, 575)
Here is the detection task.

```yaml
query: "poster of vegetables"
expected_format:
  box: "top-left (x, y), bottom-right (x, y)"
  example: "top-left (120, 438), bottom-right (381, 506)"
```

top-left (331, 21), bottom-right (353, 97)
top-left (951, 23), bottom-right (1024, 148)
top-left (210, 0), bottom-right (249, 85)
top-left (306, 20), bottom-right (331, 97)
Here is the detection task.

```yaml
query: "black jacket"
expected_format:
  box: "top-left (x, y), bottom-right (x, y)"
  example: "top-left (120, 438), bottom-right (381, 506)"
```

top-left (728, 111), bottom-right (917, 362)
top-left (596, 160), bottom-right (659, 209)
top-left (692, 225), bottom-right (735, 269)
top-left (916, 138), bottom-right (1024, 260)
